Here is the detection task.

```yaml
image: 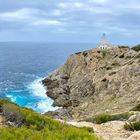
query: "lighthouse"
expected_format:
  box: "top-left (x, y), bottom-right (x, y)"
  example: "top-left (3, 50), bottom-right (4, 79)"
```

top-left (98, 33), bottom-right (111, 49)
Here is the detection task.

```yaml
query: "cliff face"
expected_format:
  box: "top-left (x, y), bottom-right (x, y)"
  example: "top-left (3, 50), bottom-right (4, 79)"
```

top-left (42, 47), bottom-right (140, 119)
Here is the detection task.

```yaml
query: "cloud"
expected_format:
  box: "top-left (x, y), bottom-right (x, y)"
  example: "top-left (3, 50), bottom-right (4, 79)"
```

top-left (58, 2), bottom-right (85, 9)
top-left (0, 0), bottom-right (140, 44)
top-left (50, 10), bottom-right (62, 16)
top-left (88, 0), bottom-right (110, 4)
top-left (0, 7), bottom-right (64, 27)
top-left (0, 8), bottom-right (39, 21)
top-left (32, 19), bottom-right (64, 26)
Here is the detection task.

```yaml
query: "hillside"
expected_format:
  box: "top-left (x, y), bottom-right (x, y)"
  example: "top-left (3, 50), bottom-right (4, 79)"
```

top-left (0, 99), bottom-right (98, 140)
top-left (43, 46), bottom-right (140, 120)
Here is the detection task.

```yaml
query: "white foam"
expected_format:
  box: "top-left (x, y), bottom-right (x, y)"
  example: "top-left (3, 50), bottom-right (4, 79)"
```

top-left (37, 99), bottom-right (58, 113)
top-left (6, 94), bottom-right (16, 102)
top-left (27, 78), bottom-right (59, 113)
top-left (28, 79), bottom-right (47, 98)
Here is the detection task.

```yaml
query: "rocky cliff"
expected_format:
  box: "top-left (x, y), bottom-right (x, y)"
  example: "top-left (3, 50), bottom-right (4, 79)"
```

top-left (42, 47), bottom-right (140, 120)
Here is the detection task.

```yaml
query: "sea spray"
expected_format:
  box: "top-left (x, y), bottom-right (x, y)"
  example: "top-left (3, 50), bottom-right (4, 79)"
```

top-left (6, 77), bottom-right (58, 113)
top-left (27, 78), bottom-right (59, 113)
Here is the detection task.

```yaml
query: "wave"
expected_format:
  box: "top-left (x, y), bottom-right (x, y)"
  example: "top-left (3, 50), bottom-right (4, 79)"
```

top-left (27, 78), bottom-right (59, 113)
top-left (6, 94), bottom-right (17, 102)
top-left (28, 79), bottom-right (47, 98)
top-left (5, 74), bottom-right (59, 113)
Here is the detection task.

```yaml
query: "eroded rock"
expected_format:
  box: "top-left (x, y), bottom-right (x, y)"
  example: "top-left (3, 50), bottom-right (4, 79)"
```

top-left (42, 47), bottom-right (140, 119)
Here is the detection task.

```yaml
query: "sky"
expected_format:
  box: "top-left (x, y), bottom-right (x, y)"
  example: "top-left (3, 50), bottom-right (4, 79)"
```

top-left (0, 0), bottom-right (140, 45)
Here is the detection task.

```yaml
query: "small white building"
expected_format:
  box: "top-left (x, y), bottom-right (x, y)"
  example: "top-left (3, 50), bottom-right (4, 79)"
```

top-left (98, 33), bottom-right (111, 49)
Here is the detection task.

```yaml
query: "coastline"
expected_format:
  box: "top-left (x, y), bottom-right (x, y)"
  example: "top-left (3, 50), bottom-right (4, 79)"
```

top-left (42, 47), bottom-right (140, 120)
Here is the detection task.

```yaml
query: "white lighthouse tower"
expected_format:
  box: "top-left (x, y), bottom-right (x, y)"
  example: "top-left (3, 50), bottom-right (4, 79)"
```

top-left (98, 33), bottom-right (111, 49)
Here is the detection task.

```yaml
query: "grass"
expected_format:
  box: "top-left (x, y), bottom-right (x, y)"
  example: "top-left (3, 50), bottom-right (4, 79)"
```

top-left (124, 104), bottom-right (140, 131)
top-left (85, 112), bottom-right (132, 124)
top-left (0, 99), bottom-right (98, 140)
top-left (124, 122), bottom-right (140, 131)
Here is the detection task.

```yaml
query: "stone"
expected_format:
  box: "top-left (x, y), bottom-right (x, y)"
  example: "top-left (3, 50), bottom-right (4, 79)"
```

top-left (42, 47), bottom-right (140, 119)
top-left (136, 112), bottom-right (140, 122)
top-left (128, 115), bottom-right (137, 122)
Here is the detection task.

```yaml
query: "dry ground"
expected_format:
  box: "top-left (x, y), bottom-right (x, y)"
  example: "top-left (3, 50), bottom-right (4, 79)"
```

top-left (58, 120), bottom-right (140, 140)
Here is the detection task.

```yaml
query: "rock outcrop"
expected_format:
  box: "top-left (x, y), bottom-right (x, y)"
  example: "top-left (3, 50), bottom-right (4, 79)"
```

top-left (42, 47), bottom-right (140, 119)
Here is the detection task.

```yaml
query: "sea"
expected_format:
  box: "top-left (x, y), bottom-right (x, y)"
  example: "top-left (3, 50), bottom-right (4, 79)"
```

top-left (0, 42), bottom-right (95, 113)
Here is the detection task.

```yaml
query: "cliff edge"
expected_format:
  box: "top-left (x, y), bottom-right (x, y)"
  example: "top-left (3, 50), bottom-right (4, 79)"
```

top-left (42, 47), bottom-right (140, 120)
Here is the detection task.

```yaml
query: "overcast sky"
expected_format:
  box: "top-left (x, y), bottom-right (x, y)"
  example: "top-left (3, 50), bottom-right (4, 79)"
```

top-left (0, 0), bottom-right (140, 45)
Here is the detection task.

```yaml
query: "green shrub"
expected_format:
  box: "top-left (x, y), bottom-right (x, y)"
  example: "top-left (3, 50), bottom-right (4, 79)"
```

top-left (85, 112), bottom-right (132, 124)
top-left (124, 122), bottom-right (140, 131)
top-left (75, 52), bottom-right (82, 55)
top-left (132, 44), bottom-right (140, 51)
top-left (75, 50), bottom-right (89, 57)
top-left (82, 127), bottom-right (94, 133)
top-left (96, 114), bottom-right (110, 124)
top-left (0, 99), bottom-right (99, 140)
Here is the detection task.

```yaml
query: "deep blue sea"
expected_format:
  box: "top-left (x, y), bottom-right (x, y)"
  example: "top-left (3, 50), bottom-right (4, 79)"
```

top-left (0, 42), bottom-right (95, 113)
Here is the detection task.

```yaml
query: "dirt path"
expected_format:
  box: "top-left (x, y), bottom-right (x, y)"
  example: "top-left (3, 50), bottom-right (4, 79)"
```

top-left (59, 120), bottom-right (140, 140)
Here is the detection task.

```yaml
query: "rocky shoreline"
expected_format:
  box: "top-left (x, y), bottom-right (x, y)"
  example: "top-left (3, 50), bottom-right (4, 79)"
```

top-left (42, 47), bottom-right (140, 120)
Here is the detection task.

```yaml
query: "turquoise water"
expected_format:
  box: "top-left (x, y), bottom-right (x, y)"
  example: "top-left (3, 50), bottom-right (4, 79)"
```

top-left (0, 42), bottom-right (95, 113)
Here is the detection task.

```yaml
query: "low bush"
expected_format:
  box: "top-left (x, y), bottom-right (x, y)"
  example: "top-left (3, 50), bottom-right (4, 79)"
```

top-left (85, 112), bottom-right (132, 124)
top-left (75, 52), bottom-right (82, 55)
top-left (0, 99), bottom-right (98, 140)
top-left (124, 122), bottom-right (140, 131)
top-left (132, 44), bottom-right (140, 52)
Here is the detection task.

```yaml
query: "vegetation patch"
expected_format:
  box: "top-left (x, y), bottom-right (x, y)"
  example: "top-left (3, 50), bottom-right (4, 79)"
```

top-left (85, 112), bottom-right (132, 124)
top-left (82, 51), bottom-right (88, 57)
top-left (124, 122), bottom-right (140, 131)
top-left (118, 46), bottom-right (129, 49)
top-left (130, 104), bottom-right (140, 111)
top-left (0, 99), bottom-right (98, 140)
top-left (75, 52), bottom-right (82, 55)
top-left (132, 44), bottom-right (140, 52)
